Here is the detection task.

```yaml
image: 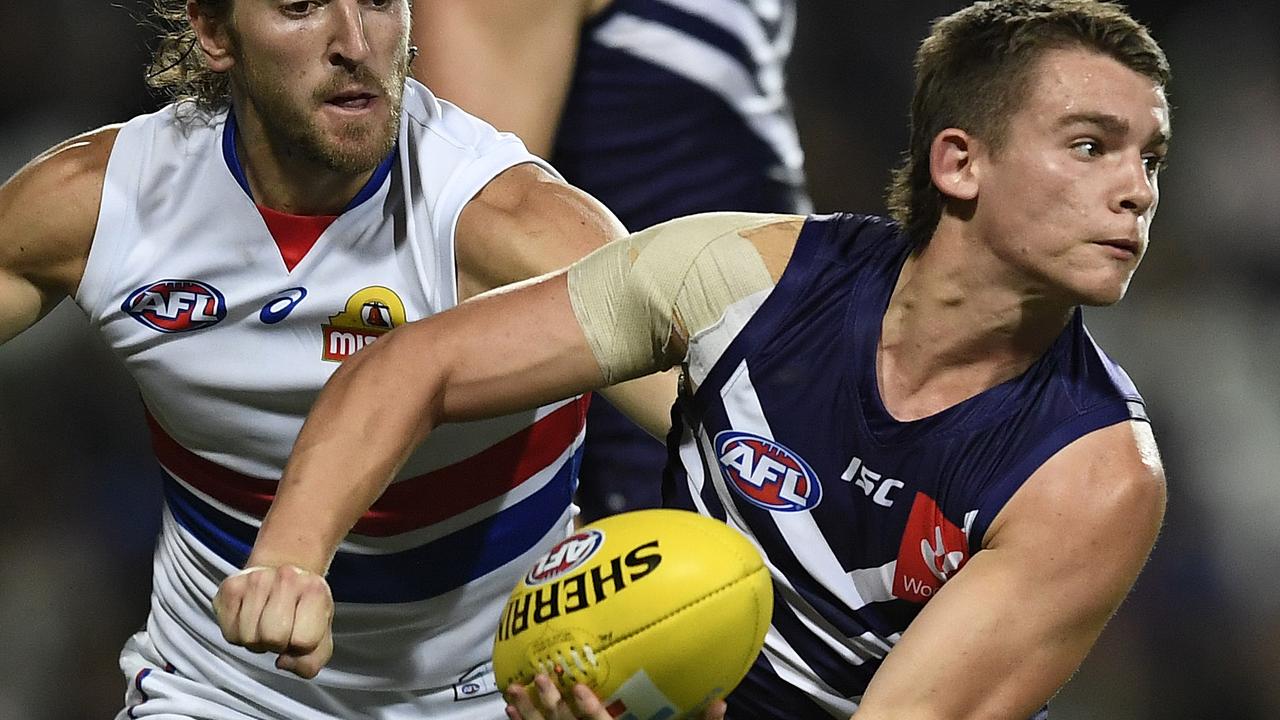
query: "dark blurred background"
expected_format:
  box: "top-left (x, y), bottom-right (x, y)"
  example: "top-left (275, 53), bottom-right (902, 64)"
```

top-left (1, 2), bottom-right (1276, 717)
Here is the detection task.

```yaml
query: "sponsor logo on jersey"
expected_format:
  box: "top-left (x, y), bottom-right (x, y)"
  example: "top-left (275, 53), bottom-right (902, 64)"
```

top-left (452, 662), bottom-right (499, 702)
top-left (840, 455), bottom-right (905, 508)
top-left (259, 287), bottom-right (308, 324)
top-left (496, 541), bottom-right (662, 641)
top-left (715, 431), bottom-right (822, 512)
top-left (122, 279), bottom-right (226, 333)
top-left (893, 492), bottom-right (971, 603)
top-left (321, 286), bottom-right (407, 362)
top-left (525, 530), bottom-right (606, 586)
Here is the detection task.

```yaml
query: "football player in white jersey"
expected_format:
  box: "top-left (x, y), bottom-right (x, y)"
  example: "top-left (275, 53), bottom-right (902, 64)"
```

top-left (0, 0), bottom-right (678, 718)
top-left (219, 1), bottom-right (1170, 719)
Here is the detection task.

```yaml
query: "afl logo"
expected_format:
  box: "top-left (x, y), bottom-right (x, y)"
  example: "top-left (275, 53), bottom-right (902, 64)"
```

top-left (260, 287), bottom-right (308, 325)
top-left (122, 279), bottom-right (226, 333)
top-left (524, 530), bottom-right (605, 586)
top-left (716, 431), bottom-right (822, 512)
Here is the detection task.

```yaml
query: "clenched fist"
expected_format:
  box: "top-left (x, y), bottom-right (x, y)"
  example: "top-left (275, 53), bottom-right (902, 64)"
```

top-left (212, 565), bottom-right (335, 678)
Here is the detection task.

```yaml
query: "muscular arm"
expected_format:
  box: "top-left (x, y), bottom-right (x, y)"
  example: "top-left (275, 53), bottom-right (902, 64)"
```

top-left (853, 420), bottom-right (1167, 720)
top-left (454, 161), bottom-right (685, 437)
top-left (218, 214), bottom-right (802, 676)
top-left (453, 162), bottom-right (625, 301)
top-left (411, 0), bottom-right (601, 157)
top-left (0, 129), bottom-right (113, 344)
top-left (251, 212), bottom-right (799, 570)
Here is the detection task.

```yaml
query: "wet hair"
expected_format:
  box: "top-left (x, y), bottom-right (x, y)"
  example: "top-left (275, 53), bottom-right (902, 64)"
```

top-left (145, 0), bottom-right (235, 113)
top-left (885, 0), bottom-right (1170, 247)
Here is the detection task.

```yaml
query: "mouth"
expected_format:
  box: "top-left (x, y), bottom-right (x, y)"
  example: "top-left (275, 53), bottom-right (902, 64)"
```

top-left (324, 89), bottom-right (379, 112)
top-left (1092, 237), bottom-right (1141, 259)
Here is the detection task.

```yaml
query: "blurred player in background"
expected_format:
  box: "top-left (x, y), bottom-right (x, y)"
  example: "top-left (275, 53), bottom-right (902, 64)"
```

top-left (218, 1), bottom-right (1171, 718)
top-left (0, 0), bottom-right (686, 716)
top-left (411, 0), bottom-right (811, 522)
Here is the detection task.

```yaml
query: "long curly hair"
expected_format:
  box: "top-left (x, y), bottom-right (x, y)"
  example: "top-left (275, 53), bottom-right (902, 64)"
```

top-left (145, 0), bottom-right (234, 113)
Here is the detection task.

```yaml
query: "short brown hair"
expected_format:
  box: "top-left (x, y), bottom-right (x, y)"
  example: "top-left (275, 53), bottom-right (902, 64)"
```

top-left (885, 0), bottom-right (1170, 247)
top-left (145, 0), bottom-right (234, 113)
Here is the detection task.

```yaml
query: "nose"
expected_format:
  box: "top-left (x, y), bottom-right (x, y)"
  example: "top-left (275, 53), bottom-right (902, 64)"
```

top-left (328, 1), bottom-right (371, 69)
top-left (1114, 152), bottom-right (1156, 217)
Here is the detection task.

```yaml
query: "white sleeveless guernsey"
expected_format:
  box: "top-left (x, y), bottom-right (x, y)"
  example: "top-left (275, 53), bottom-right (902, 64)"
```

top-left (77, 79), bottom-right (586, 719)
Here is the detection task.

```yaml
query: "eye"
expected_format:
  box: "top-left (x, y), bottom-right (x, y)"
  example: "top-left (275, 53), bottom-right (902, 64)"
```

top-left (1142, 153), bottom-right (1168, 176)
top-left (1069, 140), bottom-right (1102, 159)
top-left (282, 1), bottom-right (318, 16)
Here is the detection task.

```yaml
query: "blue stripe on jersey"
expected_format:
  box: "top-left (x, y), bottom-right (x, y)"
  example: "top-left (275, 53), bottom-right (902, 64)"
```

top-left (595, 0), bottom-right (764, 95)
top-left (730, 654), bottom-right (840, 719)
top-left (553, 53), bottom-right (804, 230)
top-left (162, 450), bottom-right (579, 603)
top-left (554, 0), bottom-right (808, 232)
top-left (764, 591), bottom-right (878, 695)
top-left (689, 213), bottom-right (833, 408)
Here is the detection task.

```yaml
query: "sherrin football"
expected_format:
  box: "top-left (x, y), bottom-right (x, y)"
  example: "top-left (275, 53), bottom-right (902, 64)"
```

top-left (492, 508), bottom-right (772, 718)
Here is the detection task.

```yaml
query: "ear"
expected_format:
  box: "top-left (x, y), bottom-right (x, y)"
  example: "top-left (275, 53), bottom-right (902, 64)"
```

top-left (928, 128), bottom-right (980, 202)
top-left (188, 0), bottom-right (235, 73)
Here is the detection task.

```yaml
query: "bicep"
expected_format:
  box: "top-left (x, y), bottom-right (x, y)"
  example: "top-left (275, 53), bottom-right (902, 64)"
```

top-left (454, 163), bottom-right (626, 300)
top-left (0, 129), bottom-right (111, 344)
top-left (411, 0), bottom-right (588, 156)
top-left (855, 420), bottom-right (1166, 720)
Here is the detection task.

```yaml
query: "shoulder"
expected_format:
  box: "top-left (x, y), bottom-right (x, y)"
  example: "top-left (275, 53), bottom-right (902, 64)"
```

top-left (401, 79), bottom-right (524, 154)
top-left (987, 420), bottom-right (1166, 560)
top-left (0, 124), bottom-right (121, 293)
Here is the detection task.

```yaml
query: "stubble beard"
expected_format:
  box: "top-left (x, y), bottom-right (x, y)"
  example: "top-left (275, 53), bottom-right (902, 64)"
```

top-left (234, 52), bottom-right (408, 175)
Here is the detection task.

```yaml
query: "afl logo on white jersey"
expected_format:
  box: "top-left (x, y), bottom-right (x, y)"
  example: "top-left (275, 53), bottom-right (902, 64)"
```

top-left (122, 279), bottom-right (226, 333)
top-left (716, 431), bottom-right (822, 512)
top-left (524, 530), bottom-right (605, 586)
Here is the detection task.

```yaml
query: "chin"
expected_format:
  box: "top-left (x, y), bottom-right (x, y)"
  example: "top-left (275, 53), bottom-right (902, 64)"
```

top-left (1077, 281), bottom-right (1132, 307)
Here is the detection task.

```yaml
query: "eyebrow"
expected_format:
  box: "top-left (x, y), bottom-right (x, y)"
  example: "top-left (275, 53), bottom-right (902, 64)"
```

top-left (1056, 112), bottom-right (1170, 145)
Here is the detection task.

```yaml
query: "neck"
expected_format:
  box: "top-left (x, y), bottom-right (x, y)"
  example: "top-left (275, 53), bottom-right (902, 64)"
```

top-left (231, 108), bottom-right (376, 216)
top-left (876, 221), bottom-right (1075, 421)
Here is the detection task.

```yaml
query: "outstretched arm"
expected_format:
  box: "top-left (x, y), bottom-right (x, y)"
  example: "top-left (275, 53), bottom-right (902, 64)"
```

top-left (853, 420), bottom-right (1167, 720)
top-left (213, 212), bottom-right (801, 677)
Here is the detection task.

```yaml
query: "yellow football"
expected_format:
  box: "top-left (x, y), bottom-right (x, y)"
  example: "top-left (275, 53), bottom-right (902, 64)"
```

top-left (492, 508), bottom-right (772, 718)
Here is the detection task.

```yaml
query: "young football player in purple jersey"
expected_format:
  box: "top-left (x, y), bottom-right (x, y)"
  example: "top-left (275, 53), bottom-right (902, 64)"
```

top-left (222, 1), bottom-right (1169, 718)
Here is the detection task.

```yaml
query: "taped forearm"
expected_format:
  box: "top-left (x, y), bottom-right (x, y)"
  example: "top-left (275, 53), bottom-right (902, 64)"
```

top-left (566, 212), bottom-right (790, 384)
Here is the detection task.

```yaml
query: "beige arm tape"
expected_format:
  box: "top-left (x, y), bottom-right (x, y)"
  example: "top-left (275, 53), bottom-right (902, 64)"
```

top-left (567, 212), bottom-right (793, 384)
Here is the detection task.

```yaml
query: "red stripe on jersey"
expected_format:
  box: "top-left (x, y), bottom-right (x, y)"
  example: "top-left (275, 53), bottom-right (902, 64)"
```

top-left (256, 204), bottom-right (338, 272)
top-left (145, 396), bottom-right (590, 536)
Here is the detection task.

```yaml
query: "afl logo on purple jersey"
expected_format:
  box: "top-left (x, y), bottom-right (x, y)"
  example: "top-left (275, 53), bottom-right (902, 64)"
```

top-left (716, 431), bottom-right (822, 512)
top-left (122, 279), bottom-right (226, 333)
top-left (524, 529), bottom-right (605, 586)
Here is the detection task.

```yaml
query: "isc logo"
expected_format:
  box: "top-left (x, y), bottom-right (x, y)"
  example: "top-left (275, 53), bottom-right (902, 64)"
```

top-left (525, 530), bottom-right (605, 586)
top-left (715, 431), bottom-right (822, 512)
top-left (122, 279), bottom-right (226, 333)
